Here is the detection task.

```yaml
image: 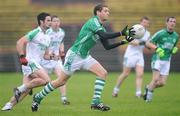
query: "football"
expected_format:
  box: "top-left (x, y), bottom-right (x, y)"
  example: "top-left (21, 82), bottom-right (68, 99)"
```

top-left (132, 24), bottom-right (145, 39)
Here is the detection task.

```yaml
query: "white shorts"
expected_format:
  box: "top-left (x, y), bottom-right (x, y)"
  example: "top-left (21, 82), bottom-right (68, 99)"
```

top-left (123, 55), bottom-right (144, 68)
top-left (22, 60), bottom-right (42, 77)
top-left (62, 50), bottom-right (98, 75)
top-left (40, 59), bottom-right (63, 74)
top-left (151, 60), bottom-right (170, 76)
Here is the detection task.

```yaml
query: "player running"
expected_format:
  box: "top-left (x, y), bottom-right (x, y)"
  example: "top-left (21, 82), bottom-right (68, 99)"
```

top-left (144, 16), bottom-right (179, 102)
top-left (1, 12), bottom-right (52, 111)
top-left (31, 4), bottom-right (135, 112)
top-left (40, 15), bottom-right (70, 105)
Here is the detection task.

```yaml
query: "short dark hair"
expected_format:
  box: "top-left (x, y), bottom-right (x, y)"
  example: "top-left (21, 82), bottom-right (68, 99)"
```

top-left (166, 16), bottom-right (175, 22)
top-left (93, 4), bottom-right (108, 15)
top-left (51, 15), bottom-right (59, 21)
top-left (140, 16), bottom-right (149, 22)
top-left (37, 12), bottom-right (50, 26)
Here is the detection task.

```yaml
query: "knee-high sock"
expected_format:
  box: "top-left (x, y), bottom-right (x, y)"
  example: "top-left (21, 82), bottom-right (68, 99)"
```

top-left (92, 78), bottom-right (105, 104)
top-left (35, 82), bottom-right (55, 103)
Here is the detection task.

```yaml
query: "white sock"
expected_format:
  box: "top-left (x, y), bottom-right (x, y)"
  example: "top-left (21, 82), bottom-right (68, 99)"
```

top-left (17, 84), bottom-right (27, 93)
top-left (113, 87), bottom-right (120, 94)
top-left (147, 91), bottom-right (153, 100)
top-left (136, 90), bottom-right (142, 97)
top-left (61, 96), bottom-right (67, 101)
top-left (2, 102), bottom-right (13, 110)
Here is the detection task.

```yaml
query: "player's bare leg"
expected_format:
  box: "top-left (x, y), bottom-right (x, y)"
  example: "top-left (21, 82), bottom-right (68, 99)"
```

top-left (135, 65), bottom-right (144, 98)
top-left (54, 68), bottom-right (70, 105)
top-left (89, 62), bottom-right (110, 111)
top-left (144, 70), bottom-right (161, 102)
top-left (14, 69), bottom-right (50, 102)
top-left (2, 75), bottom-right (34, 111)
top-left (32, 69), bottom-right (70, 112)
top-left (113, 67), bottom-right (131, 97)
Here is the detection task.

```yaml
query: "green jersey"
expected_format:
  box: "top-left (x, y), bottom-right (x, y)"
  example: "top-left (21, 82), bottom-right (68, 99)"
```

top-left (70, 16), bottom-right (106, 58)
top-left (151, 29), bottom-right (179, 61)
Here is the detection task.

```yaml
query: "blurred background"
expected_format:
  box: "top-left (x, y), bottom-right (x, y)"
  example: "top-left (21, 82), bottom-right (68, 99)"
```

top-left (0, 0), bottom-right (179, 72)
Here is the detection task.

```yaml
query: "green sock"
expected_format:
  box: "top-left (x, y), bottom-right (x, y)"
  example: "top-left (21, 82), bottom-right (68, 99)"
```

top-left (92, 78), bottom-right (105, 104)
top-left (35, 82), bottom-right (55, 103)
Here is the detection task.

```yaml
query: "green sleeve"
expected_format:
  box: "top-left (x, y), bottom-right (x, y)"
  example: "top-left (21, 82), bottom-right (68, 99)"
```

top-left (174, 33), bottom-right (179, 47)
top-left (150, 30), bottom-right (161, 44)
top-left (25, 28), bottom-right (40, 41)
top-left (89, 18), bottom-right (103, 33)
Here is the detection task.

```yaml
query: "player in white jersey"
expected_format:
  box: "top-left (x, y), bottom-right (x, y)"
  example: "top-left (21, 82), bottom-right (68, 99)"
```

top-left (1, 12), bottom-right (53, 111)
top-left (40, 15), bottom-right (70, 105)
top-left (112, 17), bottom-right (150, 98)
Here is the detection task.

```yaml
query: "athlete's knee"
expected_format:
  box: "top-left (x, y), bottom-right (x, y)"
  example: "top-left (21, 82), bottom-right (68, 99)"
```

top-left (122, 72), bottom-right (129, 78)
top-left (42, 77), bottom-right (51, 84)
top-left (138, 71), bottom-right (144, 76)
top-left (157, 80), bottom-right (166, 87)
top-left (101, 70), bottom-right (108, 78)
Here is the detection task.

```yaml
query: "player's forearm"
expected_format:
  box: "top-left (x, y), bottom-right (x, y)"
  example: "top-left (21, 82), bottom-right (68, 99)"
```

top-left (100, 39), bottom-right (126, 50)
top-left (16, 37), bottom-right (27, 55)
top-left (96, 30), bottom-right (121, 40)
top-left (59, 43), bottom-right (64, 54)
top-left (145, 41), bottom-right (157, 50)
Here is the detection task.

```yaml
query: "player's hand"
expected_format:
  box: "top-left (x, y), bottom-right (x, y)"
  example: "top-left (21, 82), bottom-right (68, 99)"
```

top-left (60, 51), bottom-right (65, 60)
top-left (121, 25), bottom-right (135, 37)
top-left (121, 25), bottom-right (129, 36)
top-left (172, 47), bottom-right (178, 54)
top-left (19, 55), bottom-right (28, 66)
top-left (156, 47), bottom-right (165, 57)
top-left (128, 27), bottom-right (135, 37)
top-left (50, 53), bottom-right (59, 61)
top-left (125, 36), bottom-right (134, 42)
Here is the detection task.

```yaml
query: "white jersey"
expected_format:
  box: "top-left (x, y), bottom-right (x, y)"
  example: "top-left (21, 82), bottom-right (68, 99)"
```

top-left (124, 30), bottom-right (150, 58)
top-left (40, 28), bottom-right (65, 73)
top-left (22, 27), bottom-right (50, 76)
top-left (46, 28), bottom-right (65, 55)
top-left (25, 27), bottom-right (51, 63)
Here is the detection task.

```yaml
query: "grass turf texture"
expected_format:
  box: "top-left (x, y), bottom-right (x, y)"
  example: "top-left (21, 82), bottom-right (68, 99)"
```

top-left (0, 72), bottom-right (180, 116)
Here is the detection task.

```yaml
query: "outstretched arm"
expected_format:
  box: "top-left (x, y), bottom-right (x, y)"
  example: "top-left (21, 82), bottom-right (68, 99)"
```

top-left (96, 25), bottom-right (135, 40)
top-left (96, 30), bottom-right (122, 40)
top-left (100, 38), bottom-right (127, 50)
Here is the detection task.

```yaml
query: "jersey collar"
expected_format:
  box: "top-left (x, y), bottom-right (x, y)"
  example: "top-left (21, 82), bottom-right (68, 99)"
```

top-left (165, 28), bottom-right (174, 34)
top-left (94, 16), bottom-right (103, 25)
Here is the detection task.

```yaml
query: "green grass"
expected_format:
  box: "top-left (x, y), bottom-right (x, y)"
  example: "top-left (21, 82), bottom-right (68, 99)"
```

top-left (0, 72), bottom-right (180, 116)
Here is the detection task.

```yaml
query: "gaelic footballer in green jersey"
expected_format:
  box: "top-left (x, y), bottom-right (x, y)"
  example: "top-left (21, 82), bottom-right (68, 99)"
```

top-left (32, 4), bottom-right (135, 112)
top-left (144, 16), bottom-right (179, 102)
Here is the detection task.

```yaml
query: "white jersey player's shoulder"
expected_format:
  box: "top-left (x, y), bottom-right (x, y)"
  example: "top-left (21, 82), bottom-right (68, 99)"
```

top-left (140, 29), bottom-right (150, 42)
top-left (59, 28), bottom-right (65, 33)
top-left (46, 28), bottom-right (53, 34)
top-left (25, 27), bottom-right (42, 41)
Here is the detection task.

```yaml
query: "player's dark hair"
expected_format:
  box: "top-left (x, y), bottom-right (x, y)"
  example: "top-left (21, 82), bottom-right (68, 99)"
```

top-left (37, 12), bottom-right (50, 26)
top-left (93, 4), bottom-right (108, 15)
top-left (166, 16), bottom-right (175, 22)
top-left (140, 16), bottom-right (149, 22)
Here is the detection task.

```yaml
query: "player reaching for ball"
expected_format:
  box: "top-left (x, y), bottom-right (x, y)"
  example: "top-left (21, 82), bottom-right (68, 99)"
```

top-left (31, 4), bottom-right (135, 112)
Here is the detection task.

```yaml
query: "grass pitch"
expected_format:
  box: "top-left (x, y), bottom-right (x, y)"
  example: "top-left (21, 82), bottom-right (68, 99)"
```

top-left (0, 72), bottom-right (180, 116)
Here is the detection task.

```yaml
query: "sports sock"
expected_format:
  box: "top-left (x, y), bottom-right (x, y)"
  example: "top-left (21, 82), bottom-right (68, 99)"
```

top-left (92, 78), bottom-right (105, 104)
top-left (113, 87), bottom-right (120, 94)
top-left (17, 84), bottom-right (28, 93)
top-left (35, 82), bottom-right (55, 103)
top-left (61, 96), bottom-right (67, 101)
